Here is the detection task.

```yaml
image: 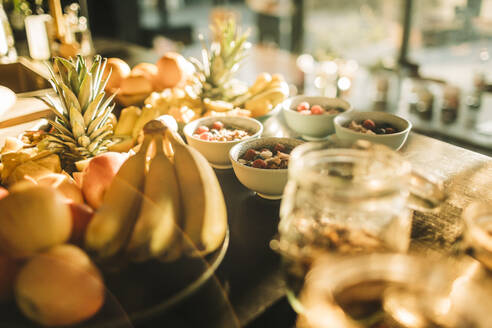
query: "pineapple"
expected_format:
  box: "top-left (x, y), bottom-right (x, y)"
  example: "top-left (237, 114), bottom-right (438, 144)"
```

top-left (189, 19), bottom-right (250, 103)
top-left (38, 55), bottom-right (116, 172)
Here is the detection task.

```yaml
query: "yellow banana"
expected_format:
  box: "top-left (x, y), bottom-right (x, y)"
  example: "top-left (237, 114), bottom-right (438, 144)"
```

top-left (115, 106), bottom-right (142, 136)
top-left (203, 98), bottom-right (234, 112)
top-left (127, 121), bottom-right (182, 262)
top-left (85, 134), bottom-right (152, 260)
top-left (132, 105), bottom-right (159, 141)
top-left (166, 129), bottom-right (227, 256)
top-left (248, 72), bottom-right (272, 95)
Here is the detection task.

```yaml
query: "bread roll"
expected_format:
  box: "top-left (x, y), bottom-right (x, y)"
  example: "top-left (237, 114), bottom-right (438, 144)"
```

top-left (120, 73), bottom-right (153, 95)
top-left (155, 52), bottom-right (194, 90)
top-left (131, 63), bottom-right (159, 90)
top-left (102, 58), bottom-right (131, 92)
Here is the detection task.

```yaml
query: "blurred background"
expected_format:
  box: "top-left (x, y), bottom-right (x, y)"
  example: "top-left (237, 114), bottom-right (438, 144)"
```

top-left (2, 0), bottom-right (492, 155)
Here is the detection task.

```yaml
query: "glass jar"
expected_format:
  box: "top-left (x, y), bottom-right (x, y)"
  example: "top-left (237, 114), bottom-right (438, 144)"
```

top-left (272, 140), bottom-right (446, 312)
top-left (440, 85), bottom-right (460, 125)
top-left (297, 253), bottom-right (492, 328)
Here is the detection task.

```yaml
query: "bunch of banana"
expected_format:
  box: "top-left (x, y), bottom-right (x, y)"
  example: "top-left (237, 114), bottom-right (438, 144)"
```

top-left (85, 118), bottom-right (227, 262)
top-left (234, 73), bottom-right (290, 117)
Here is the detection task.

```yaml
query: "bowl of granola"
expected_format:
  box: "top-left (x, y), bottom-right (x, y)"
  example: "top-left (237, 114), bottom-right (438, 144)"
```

top-left (229, 137), bottom-right (304, 200)
top-left (184, 116), bottom-right (263, 169)
top-left (334, 111), bottom-right (411, 150)
top-left (282, 96), bottom-right (352, 140)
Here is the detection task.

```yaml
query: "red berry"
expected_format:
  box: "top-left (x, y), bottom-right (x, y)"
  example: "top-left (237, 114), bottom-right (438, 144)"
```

top-left (310, 105), bottom-right (324, 115)
top-left (212, 121), bottom-right (224, 130)
top-left (199, 132), bottom-right (212, 140)
top-left (195, 126), bottom-right (209, 134)
top-left (243, 149), bottom-right (258, 161)
top-left (252, 159), bottom-right (267, 169)
top-left (296, 101), bottom-right (310, 112)
top-left (299, 110), bottom-right (311, 115)
top-left (274, 143), bottom-right (286, 153)
top-left (362, 119), bottom-right (376, 130)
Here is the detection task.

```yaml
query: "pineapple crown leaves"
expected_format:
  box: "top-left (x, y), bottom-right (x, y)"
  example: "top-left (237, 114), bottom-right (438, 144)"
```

top-left (189, 19), bottom-right (251, 101)
top-left (37, 55), bottom-right (117, 170)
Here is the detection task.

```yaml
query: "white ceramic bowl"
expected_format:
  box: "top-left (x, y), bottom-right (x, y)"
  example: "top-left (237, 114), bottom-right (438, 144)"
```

top-left (229, 137), bottom-right (304, 200)
top-left (334, 111), bottom-right (412, 151)
top-left (282, 96), bottom-right (352, 140)
top-left (184, 116), bottom-right (263, 169)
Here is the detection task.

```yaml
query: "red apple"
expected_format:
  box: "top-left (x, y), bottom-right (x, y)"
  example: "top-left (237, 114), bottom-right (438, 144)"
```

top-left (68, 202), bottom-right (94, 245)
top-left (82, 152), bottom-right (128, 209)
top-left (0, 187), bottom-right (8, 200)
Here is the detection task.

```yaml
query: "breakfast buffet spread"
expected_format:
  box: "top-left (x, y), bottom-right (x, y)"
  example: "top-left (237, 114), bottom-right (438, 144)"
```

top-left (0, 18), bottom-right (491, 328)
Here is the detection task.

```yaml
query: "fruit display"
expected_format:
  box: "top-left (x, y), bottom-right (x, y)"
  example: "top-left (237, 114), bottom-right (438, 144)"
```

top-left (0, 118), bottom-right (227, 325)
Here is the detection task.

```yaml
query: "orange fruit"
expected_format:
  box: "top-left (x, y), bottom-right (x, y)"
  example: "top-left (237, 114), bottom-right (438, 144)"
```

top-left (15, 245), bottom-right (105, 326)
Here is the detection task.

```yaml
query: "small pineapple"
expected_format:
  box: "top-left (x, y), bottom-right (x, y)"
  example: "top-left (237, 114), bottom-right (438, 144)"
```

top-left (189, 19), bottom-right (250, 103)
top-left (38, 55), bottom-right (116, 172)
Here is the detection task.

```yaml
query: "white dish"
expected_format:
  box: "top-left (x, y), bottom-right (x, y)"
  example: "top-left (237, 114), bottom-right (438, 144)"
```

top-left (0, 86), bottom-right (16, 118)
top-left (334, 111), bottom-right (412, 151)
top-left (229, 137), bottom-right (304, 200)
top-left (184, 116), bottom-right (263, 169)
top-left (282, 96), bottom-right (352, 140)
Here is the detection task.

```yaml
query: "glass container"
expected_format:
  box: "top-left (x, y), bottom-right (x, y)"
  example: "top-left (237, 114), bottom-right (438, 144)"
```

top-left (297, 253), bottom-right (492, 328)
top-left (272, 140), bottom-right (446, 313)
top-left (440, 85), bottom-right (460, 125)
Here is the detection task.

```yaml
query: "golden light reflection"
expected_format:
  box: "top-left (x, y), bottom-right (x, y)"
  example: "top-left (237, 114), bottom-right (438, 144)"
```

top-left (392, 308), bottom-right (423, 328)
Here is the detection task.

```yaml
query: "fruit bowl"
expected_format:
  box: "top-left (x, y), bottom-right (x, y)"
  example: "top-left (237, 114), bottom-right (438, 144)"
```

top-left (282, 96), bottom-right (352, 141)
top-left (229, 137), bottom-right (304, 200)
top-left (183, 116), bottom-right (263, 169)
top-left (334, 111), bottom-right (412, 151)
top-left (0, 229), bottom-right (229, 328)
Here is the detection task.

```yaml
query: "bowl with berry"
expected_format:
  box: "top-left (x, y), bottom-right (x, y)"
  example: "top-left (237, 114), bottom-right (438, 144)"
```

top-left (183, 116), bottom-right (263, 169)
top-left (334, 111), bottom-right (411, 150)
top-left (282, 96), bottom-right (352, 140)
top-left (229, 137), bottom-right (304, 200)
